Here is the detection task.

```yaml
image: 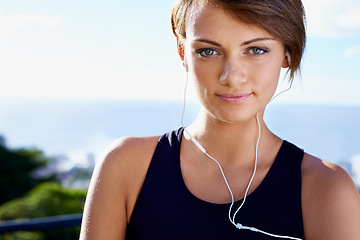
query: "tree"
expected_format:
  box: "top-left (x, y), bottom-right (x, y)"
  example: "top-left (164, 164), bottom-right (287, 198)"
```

top-left (0, 182), bottom-right (87, 239)
top-left (0, 136), bottom-right (5, 147)
top-left (0, 136), bottom-right (58, 205)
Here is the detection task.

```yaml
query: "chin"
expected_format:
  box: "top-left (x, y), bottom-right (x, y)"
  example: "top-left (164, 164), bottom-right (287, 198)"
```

top-left (210, 110), bottom-right (257, 125)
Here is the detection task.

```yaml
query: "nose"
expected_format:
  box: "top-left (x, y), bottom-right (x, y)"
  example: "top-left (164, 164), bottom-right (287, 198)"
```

top-left (219, 58), bottom-right (247, 86)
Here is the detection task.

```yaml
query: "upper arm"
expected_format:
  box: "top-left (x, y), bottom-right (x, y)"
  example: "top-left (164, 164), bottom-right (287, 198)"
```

top-left (79, 136), bottom-right (159, 240)
top-left (302, 153), bottom-right (360, 240)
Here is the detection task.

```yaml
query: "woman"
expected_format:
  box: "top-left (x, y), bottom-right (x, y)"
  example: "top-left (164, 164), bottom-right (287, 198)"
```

top-left (80, 0), bottom-right (360, 239)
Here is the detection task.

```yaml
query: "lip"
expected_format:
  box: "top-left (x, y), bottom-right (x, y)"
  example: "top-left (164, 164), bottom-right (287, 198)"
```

top-left (216, 93), bottom-right (252, 104)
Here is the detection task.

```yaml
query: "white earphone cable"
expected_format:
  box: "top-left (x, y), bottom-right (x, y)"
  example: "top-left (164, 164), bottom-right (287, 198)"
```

top-left (231, 113), bottom-right (261, 225)
top-left (270, 79), bottom-right (294, 103)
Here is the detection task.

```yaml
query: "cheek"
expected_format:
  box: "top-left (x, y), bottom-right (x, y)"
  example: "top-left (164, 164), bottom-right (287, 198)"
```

top-left (189, 62), bottom-right (221, 108)
top-left (191, 62), bottom-right (219, 91)
top-left (249, 62), bottom-right (282, 107)
top-left (255, 61), bottom-right (282, 93)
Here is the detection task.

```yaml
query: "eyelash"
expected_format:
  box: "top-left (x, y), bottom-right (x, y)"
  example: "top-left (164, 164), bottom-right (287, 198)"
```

top-left (247, 47), bottom-right (269, 55)
top-left (196, 47), bottom-right (269, 58)
top-left (196, 48), bottom-right (219, 58)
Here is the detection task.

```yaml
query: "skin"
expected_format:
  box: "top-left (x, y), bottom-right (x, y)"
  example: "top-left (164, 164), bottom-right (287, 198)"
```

top-left (80, 4), bottom-right (360, 240)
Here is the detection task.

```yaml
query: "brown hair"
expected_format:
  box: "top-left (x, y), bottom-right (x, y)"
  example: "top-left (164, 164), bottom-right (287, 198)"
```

top-left (171, 0), bottom-right (306, 81)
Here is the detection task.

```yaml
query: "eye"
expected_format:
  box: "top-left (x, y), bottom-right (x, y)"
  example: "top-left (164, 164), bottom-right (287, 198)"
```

top-left (248, 47), bottom-right (268, 55)
top-left (197, 48), bottom-right (219, 57)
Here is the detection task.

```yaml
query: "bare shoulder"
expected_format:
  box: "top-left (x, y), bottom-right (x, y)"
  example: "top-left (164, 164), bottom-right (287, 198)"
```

top-left (80, 135), bottom-right (159, 240)
top-left (96, 135), bottom-right (160, 213)
top-left (96, 135), bottom-right (160, 202)
top-left (301, 153), bottom-right (356, 191)
top-left (99, 135), bottom-right (160, 178)
top-left (301, 153), bottom-right (360, 240)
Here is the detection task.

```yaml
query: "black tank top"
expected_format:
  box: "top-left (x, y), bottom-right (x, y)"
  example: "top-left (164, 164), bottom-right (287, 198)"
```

top-left (126, 128), bottom-right (304, 239)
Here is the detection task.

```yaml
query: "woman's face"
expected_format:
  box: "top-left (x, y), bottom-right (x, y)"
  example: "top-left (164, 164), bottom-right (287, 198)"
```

top-left (180, 4), bottom-right (289, 124)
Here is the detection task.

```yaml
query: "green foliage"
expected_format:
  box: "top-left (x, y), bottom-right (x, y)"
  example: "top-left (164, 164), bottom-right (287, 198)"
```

top-left (0, 136), bottom-right (87, 239)
top-left (0, 182), bottom-right (87, 240)
top-left (0, 182), bottom-right (86, 220)
top-left (0, 139), bottom-right (58, 205)
top-left (0, 231), bottom-right (44, 240)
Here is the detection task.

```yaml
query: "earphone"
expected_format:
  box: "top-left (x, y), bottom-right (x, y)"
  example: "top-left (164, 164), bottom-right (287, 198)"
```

top-left (183, 55), bottom-right (189, 72)
top-left (286, 52), bottom-right (291, 66)
top-left (180, 61), bottom-right (302, 240)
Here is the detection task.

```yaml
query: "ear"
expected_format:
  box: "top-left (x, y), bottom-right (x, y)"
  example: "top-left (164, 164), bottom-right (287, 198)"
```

top-left (176, 36), bottom-right (186, 63)
top-left (282, 52), bottom-right (291, 68)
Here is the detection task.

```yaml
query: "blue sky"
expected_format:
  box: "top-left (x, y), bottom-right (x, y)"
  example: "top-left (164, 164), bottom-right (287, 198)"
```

top-left (0, 0), bottom-right (359, 105)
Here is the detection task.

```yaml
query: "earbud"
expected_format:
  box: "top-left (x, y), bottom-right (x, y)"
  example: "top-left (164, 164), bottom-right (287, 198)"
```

top-left (286, 52), bottom-right (291, 66)
top-left (183, 55), bottom-right (189, 72)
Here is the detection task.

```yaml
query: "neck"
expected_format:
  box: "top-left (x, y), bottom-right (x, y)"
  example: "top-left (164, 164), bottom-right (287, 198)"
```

top-left (185, 109), bottom-right (271, 165)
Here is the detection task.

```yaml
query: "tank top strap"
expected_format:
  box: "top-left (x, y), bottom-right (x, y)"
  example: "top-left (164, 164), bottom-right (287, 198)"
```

top-left (128, 127), bottom-right (184, 209)
top-left (257, 140), bottom-right (304, 194)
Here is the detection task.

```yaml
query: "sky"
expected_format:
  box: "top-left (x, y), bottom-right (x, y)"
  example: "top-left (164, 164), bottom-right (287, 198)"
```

top-left (0, 0), bottom-right (360, 105)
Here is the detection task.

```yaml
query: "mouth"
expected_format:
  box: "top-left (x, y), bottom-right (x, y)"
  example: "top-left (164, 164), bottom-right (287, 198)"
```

top-left (216, 93), bottom-right (252, 104)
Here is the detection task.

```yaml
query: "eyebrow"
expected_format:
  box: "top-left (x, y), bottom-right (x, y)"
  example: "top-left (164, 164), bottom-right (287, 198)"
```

top-left (194, 37), bottom-right (275, 47)
top-left (241, 37), bottom-right (275, 46)
top-left (195, 39), bottom-right (222, 46)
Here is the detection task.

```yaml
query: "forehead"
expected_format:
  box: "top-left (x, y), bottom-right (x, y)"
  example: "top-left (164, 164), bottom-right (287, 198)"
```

top-left (186, 4), bottom-right (274, 41)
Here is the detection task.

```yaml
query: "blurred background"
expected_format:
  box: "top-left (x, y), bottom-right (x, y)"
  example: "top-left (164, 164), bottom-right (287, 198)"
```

top-left (0, 0), bottom-right (359, 239)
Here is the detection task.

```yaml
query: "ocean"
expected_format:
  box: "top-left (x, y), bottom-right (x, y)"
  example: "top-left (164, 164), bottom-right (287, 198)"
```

top-left (0, 98), bottom-right (359, 172)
